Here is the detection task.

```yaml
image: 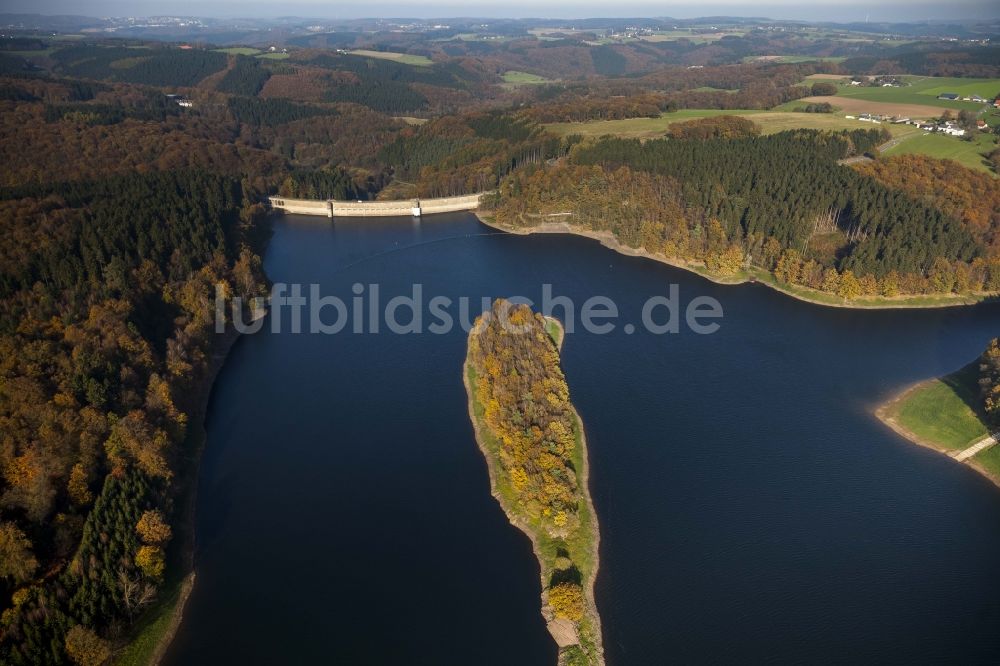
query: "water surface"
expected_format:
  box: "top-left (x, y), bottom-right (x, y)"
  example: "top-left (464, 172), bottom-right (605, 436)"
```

top-left (166, 213), bottom-right (1000, 664)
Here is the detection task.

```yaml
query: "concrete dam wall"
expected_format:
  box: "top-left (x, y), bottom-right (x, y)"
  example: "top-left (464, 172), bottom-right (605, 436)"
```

top-left (268, 193), bottom-right (486, 218)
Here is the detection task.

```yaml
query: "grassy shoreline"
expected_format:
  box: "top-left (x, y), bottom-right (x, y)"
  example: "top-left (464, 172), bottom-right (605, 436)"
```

top-left (464, 316), bottom-right (604, 665)
top-left (474, 214), bottom-right (994, 311)
top-left (876, 362), bottom-right (1000, 489)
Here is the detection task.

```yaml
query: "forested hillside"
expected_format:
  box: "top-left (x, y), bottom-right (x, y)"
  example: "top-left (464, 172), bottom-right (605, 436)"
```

top-left (51, 45), bottom-right (228, 86)
top-left (377, 111), bottom-right (570, 196)
top-left (853, 155), bottom-right (1000, 256)
top-left (0, 170), bottom-right (269, 664)
top-left (0, 53), bottom-right (599, 663)
top-left (521, 64), bottom-right (817, 123)
top-left (490, 128), bottom-right (1000, 300)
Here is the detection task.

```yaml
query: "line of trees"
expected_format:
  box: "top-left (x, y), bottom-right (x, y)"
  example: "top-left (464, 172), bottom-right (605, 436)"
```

top-left (982, 339), bottom-right (1000, 429)
top-left (665, 115), bottom-right (761, 140)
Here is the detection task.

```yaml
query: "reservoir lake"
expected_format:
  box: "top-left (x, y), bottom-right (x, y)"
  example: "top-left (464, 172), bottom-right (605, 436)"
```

top-left (165, 212), bottom-right (1000, 665)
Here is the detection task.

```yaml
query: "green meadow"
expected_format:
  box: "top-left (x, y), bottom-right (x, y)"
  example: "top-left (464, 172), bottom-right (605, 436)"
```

top-left (884, 131), bottom-right (998, 174)
top-left (502, 70), bottom-right (552, 85)
top-left (832, 76), bottom-right (1000, 110)
top-left (882, 363), bottom-right (989, 452)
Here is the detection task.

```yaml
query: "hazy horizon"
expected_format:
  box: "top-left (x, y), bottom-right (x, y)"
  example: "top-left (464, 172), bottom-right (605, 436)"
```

top-left (3, 2), bottom-right (1000, 23)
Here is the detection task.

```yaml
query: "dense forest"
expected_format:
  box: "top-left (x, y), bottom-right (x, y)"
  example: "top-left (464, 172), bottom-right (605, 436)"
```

top-left (842, 47), bottom-right (1000, 78)
top-left (298, 52), bottom-right (480, 113)
top-left (853, 155), bottom-right (1000, 257)
top-left (489, 127), bottom-right (998, 300)
top-left (469, 301), bottom-right (581, 535)
top-left (521, 85), bottom-right (813, 124)
top-left (216, 56), bottom-right (271, 97)
top-left (0, 77), bottom-right (287, 187)
top-left (0, 170), bottom-right (269, 663)
top-left (50, 46), bottom-right (228, 87)
top-left (276, 168), bottom-right (370, 200)
top-left (226, 96), bottom-right (339, 128)
top-left (377, 112), bottom-right (570, 196)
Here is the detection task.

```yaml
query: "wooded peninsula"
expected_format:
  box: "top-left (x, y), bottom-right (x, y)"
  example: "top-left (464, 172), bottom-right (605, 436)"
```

top-left (465, 301), bottom-right (603, 666)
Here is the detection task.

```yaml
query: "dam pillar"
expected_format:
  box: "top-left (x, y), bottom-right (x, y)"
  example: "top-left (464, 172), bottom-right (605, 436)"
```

top-left (411, 199), bottom-right (421, 217)
top-left (327, 201), bottom-right (333, 218)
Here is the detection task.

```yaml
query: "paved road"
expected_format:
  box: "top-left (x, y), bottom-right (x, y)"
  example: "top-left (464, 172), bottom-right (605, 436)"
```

top-left (954, 435), bottom-right (998, 462)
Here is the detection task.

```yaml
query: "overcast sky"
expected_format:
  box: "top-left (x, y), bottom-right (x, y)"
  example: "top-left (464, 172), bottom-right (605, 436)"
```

top-left (3, 1), bottom-right (999, 22)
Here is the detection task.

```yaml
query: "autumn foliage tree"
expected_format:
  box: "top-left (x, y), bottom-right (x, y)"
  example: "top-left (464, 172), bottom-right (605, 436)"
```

top-left (0, 523), bottom-right (37, 585)
top-left (548, 582), bottom-right (586, 622)
top-left (135, 545), bottom-right (166, 581)
top-left (63, 626), bottom-right (110, 666)
top-left (980, 338), bottom-right (1000, 428)
top-left (136, 510), bottom-right (172, 546)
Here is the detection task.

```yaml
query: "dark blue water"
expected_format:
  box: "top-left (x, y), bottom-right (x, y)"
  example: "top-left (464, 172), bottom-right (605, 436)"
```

top-left (166, 213), bottom-right (1000, 664)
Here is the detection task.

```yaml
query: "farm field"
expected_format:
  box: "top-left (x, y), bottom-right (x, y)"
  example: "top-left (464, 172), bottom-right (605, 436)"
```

top-left (502, 70), bottom-right (552, 85)
top-left (435, 33), bottom-right (513, 42)
top-left (5, 46), bottom-right (59, 58)
top-left (545, 109), bottom-right (922, 139)
top-left (640, 30), bottom-right (748, 43)
top-left (745, 55), bottom-right (846, 63)
top-left (213, 47), bottom-right (261, 55)
top-left (829, 76), bottom-right (1000, 111)
top-left (527, 28), bottom-right (585, 40)
top-left (883, 131), bottom-right (998, 174)
top-left (795, 95), bottom-right (950, 119)
top-left (346, 49), bottom-right (432, 66)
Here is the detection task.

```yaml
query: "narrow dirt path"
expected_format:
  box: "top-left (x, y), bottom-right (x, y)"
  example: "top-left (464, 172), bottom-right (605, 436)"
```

top-left (837, 133), bottom-right (917, 165)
